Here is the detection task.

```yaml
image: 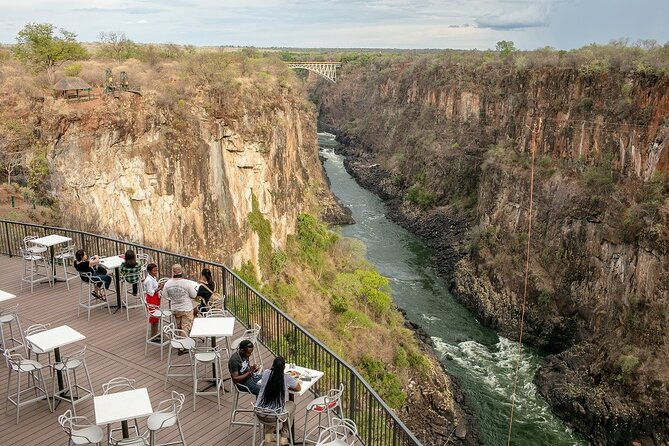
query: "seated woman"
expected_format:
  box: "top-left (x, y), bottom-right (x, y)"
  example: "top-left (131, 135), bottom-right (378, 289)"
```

top-left (119, 249), bottom-right (141, 295)
top-left (74, 249), bottom-right (112, 299)
top-left (256, 356), bottom-right (301, 442)
top-left (195, 268), bottom-right (216, 315)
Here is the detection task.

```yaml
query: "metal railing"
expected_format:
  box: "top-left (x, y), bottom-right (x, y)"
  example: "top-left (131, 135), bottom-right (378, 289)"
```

top-left (2, 220), bottom-right (422, 446)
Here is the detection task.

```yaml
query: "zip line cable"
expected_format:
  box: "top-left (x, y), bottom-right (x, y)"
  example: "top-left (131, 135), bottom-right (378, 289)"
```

top-left (506, 121), bottom-right (538, 446)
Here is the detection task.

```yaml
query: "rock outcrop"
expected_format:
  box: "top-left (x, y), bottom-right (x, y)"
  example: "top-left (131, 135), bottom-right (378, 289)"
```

top-left (36, 83), bottom-right (342, 269)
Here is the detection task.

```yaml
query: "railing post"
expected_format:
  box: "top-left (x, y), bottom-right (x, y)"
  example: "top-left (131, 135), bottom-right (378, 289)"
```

top-left (348, 372), bottom-right (356, 421)
top-left (4, 221), bottom-right (12, 257)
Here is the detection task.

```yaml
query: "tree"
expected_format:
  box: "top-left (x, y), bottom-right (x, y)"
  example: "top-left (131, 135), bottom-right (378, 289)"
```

top-left (98, 31), bottom-right (135, 64)
top-left (0, 119), bottom-right (33, 184)
top-left (496, 40), bottom-right (516, 58)
top-left (13, 23), bottom-right (88, 83)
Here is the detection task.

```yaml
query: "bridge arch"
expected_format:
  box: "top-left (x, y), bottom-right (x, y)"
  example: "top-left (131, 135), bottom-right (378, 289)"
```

top-left (287, 62), bottom-right (341, 83)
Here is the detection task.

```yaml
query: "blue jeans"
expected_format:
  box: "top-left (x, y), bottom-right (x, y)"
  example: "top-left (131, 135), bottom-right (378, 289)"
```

top-left (93, 272), bottom-right (112, 289)
top-left (238, 375), bottom-right (261, 396)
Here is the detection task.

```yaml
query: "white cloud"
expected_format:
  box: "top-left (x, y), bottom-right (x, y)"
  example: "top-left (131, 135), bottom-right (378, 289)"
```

top-left (475, 0), bottom-right (553, 30)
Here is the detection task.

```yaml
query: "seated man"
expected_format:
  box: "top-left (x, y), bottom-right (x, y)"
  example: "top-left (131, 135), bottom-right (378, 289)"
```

top-left (228, 339), bottom-right (261, 395)
top-left (163, 264), bottom-right (197, 337)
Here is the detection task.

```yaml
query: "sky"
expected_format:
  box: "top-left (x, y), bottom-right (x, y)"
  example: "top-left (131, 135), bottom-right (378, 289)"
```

top-left (1, 0), bottom-right (668, 51)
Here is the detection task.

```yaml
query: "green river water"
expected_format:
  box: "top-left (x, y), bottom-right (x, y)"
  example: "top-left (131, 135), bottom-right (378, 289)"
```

top-left (319, 132), bottom-right (588, 446)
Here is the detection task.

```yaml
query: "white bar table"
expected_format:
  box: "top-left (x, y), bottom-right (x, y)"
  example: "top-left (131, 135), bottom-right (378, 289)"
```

top-left (286, 365), bottom-right (324, 398)
top-left (190, 317), bottom-right (235, 384)
top-left (286, 365), bottom-right (324, 443)
top-left (94, 388), bottom-right (153, 438)
top-left (25, 325), bottom-right (86, 395)
top-left (29, 234), bottom-right (73, 282)
top-left (0, 290), bottom-right (17, 303)
top-left (100, 255), bottom-right (124, 311)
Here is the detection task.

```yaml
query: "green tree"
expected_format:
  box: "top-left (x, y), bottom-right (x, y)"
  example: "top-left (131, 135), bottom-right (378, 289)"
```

top-left (98, 31), bottom-right (135, 64)
top-left (13, 23), bottom-right (88, 83)
top-left (496, 40), bottom-right (516, 57)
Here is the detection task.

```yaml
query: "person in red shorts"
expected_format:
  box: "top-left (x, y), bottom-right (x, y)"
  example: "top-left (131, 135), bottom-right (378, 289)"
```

top-left (143, 263), bottom-right (164, 339)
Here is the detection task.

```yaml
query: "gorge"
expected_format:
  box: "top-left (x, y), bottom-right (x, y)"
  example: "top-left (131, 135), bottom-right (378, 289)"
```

top-left (314, 49), bottom-right (669, 445)
top-left (3, 44), bottom-right (669, 446)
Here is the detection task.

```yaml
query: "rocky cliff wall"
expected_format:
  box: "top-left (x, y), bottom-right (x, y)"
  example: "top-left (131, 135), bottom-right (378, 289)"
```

top-left (35, 81), bottom-right (338, 269)
top-left (316, 55), bottom-right (669, 445)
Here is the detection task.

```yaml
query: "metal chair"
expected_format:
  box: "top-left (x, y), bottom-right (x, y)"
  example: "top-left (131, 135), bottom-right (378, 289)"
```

top-left (204, 308), bottom-right (231, 366)
top-left (53, 346), bottom-right (95, 416)
top-left (314, 418), bottom-right (358, 446)
top-left (58, 409), bottom-right (105, 446)
top-left (137, 253), bottom-right (151, 279)
top-left (147, 391), bottom-right (186, 446)
top-left (54, 245), bottom-right (79, 290)
top-left (112, 431), bottom-right (150, 446)
top-left (0, 303), bottom-right (26, 355)
top-left (78, 272), bottom-right (111, 321)
top-left (102, 377), bottom-right (142, 445)
top-left (20, 246), bottom-right (51, 293)
top-left (163, 324), bottom-right (195, 389)
top-left (192, 346), bottom-right (223, 411)
top-left (23, 235), bottom-right (47, 255)
top-left (25, 323), bottom-right (54, 374)
top-left (121, 270), bottom-right (145, 321)
top-left (4, 350), bottom-right (52, 423)
top-left (144, 297), bottom-right (172, 360)
top-left (228, 382), bottom-right (256, 434)
top-left (230, 323), bottom-right (262, 366)
top-left (303, 384), bottom-right (345, 445)
top-left (252, 406), bottom-right (294, 446)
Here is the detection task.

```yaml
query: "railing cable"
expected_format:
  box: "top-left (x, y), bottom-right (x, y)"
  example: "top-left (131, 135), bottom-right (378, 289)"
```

top-left (506, 120), bottom-right (538, 445)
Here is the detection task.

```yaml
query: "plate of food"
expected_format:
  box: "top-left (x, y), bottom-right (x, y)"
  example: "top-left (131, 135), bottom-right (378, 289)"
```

top-left (287, 370), bottom-right (301, 379)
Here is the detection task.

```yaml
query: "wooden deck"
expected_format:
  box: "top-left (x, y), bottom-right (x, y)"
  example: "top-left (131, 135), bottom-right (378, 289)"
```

top-left (0, 254), bottom-right (327, 446)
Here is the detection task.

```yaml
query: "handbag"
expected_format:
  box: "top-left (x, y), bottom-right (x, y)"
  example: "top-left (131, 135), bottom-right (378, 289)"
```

top-left (95, 264), bottom-right (108, 275)
top-left (199, 283), bottom-right (221, 303)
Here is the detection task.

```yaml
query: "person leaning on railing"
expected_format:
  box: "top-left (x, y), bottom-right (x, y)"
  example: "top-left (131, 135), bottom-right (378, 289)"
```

top-left (119, 249), bottom-right (141, 295)
top-left (163, 264), bottom-right (197, 338)
top-left (143, 262), bottom-right (164, 339)
top-left (194, 268), bottom-right (215, 316)
top-left (74, 249), bottom-right (112, 300)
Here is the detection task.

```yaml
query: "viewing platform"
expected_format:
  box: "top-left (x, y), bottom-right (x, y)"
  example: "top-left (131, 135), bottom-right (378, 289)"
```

top-left (0, 220), bottom-right (420, 446)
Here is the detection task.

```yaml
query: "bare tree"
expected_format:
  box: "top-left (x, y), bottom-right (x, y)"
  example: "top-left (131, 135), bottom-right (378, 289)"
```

top-left (98, 31), bottom-right (135, 64)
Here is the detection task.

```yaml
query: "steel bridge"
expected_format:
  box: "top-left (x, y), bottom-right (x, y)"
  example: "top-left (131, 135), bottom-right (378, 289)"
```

top-left (287, 61), bottom-right (342, 83)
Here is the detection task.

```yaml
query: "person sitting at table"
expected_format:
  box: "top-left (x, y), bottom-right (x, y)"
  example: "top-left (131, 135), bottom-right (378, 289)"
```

top-left (143, 263), bottom-right (164, 340)
top-left (74, 249), bottom-right (112, 299)
top-left (228, 339), bottom-right (262, 395)
top-left (194, 268), bottom-right (216, 315)
top-left (163, 264), bottom-right (197, 339)
top-left (119, 249), bottom-right (141, 295)
top-left (256, 356), bottom-right (301, 442)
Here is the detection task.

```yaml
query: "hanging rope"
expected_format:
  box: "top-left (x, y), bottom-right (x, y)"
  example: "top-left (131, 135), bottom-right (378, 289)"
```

top-left (506, 121), bottom-right (538, 445)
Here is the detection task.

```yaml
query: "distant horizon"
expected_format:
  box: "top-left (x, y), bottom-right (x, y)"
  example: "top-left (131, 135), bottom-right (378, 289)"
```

top-left (2, 0), bottom-right (668, 51)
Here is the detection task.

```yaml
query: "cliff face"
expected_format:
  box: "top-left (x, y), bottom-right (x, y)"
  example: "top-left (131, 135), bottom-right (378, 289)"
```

top-left (316, 55), bottom-right (669, 445)
top-left (36, 81), bottom-right (337, 268)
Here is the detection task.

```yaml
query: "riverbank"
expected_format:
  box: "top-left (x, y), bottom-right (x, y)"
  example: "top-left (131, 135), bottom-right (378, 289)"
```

top-left (318, 130), bottom-right (586, 445)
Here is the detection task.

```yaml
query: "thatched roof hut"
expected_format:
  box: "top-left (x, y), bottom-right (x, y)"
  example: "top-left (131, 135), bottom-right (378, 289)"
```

top-left (53, 77), bottom-right (93, 101)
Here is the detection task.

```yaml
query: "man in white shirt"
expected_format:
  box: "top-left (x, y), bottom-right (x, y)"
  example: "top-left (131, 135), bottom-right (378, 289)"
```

top-left (163, 264), bottom-right (197, 336)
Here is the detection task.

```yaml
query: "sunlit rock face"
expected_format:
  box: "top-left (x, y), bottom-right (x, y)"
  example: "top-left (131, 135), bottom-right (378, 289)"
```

top-left (45, 84), bottom-right (335, 268)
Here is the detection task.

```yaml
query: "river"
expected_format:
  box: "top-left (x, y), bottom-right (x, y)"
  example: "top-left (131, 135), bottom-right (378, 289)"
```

top-left (318, 133), bottom-right (587, 446)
